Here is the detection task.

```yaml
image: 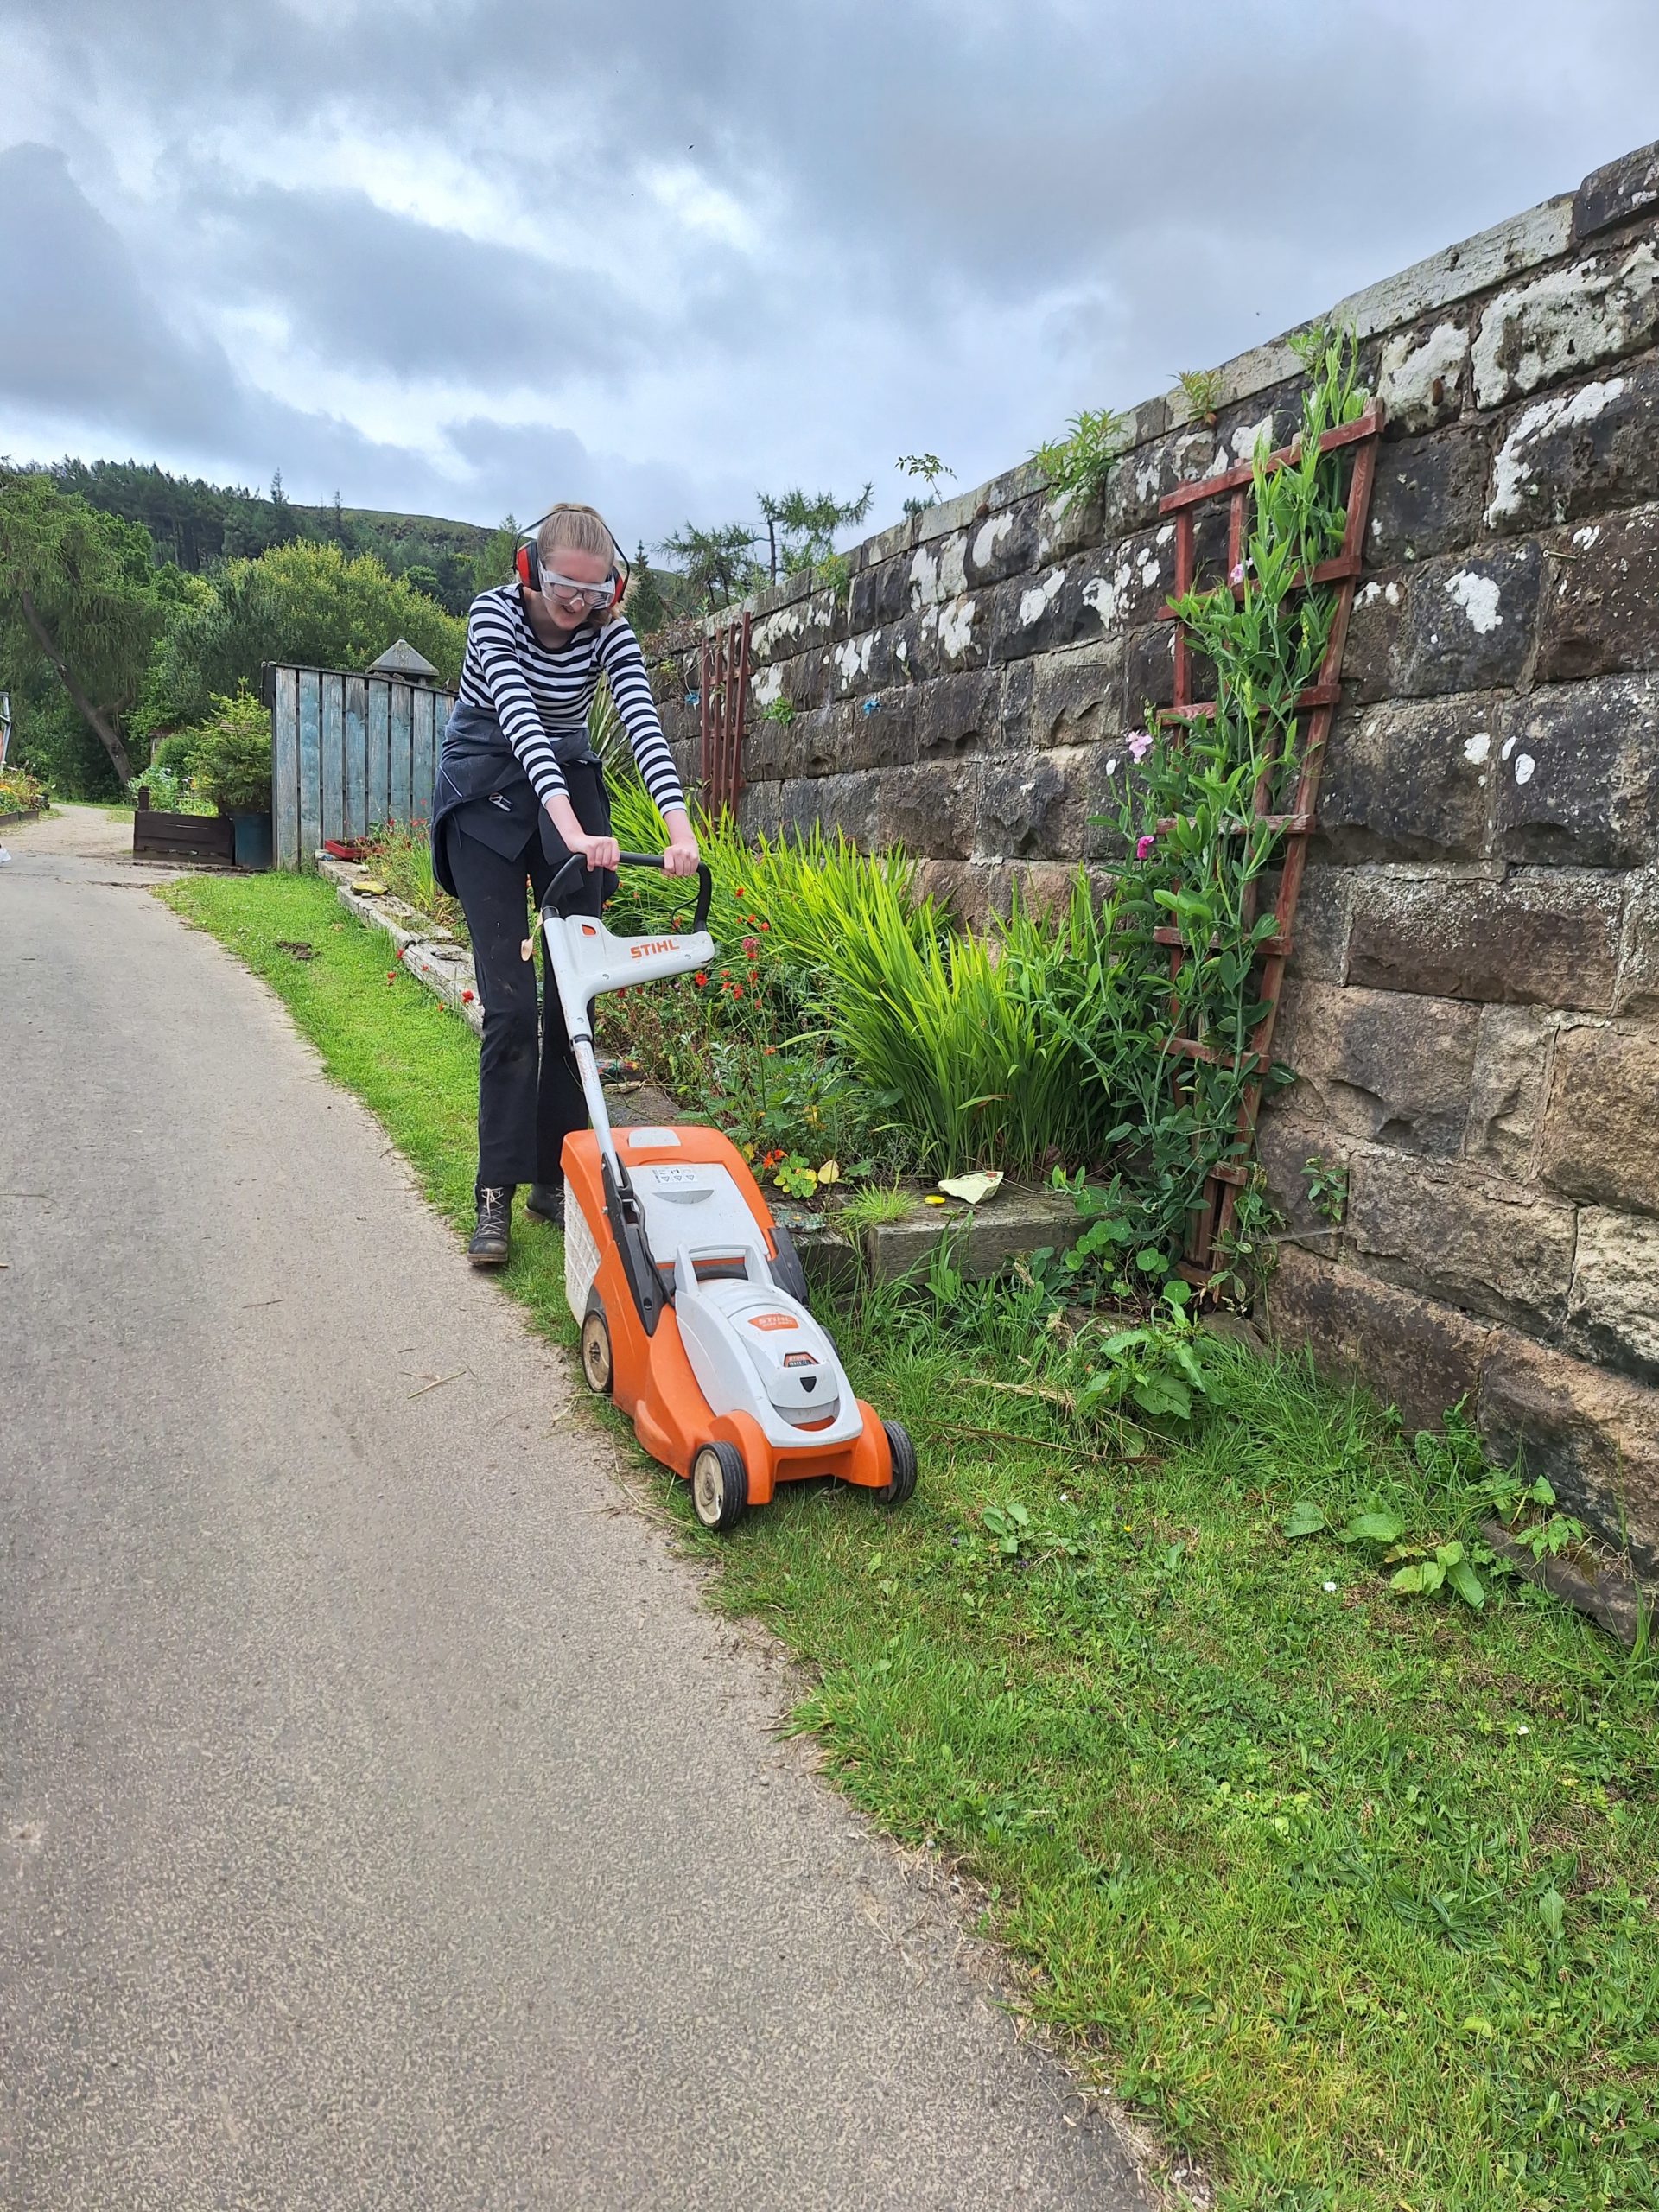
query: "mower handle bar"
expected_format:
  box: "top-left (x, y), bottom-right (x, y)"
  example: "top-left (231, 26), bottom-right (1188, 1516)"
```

top-left (541, 850), bottom-right (713, 935)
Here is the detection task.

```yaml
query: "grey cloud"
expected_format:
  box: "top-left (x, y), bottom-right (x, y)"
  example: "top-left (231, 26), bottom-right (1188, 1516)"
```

top-left (6, 0), bottom-right (1659, 543)
top-left (193, 177), bottom-right (657, 381)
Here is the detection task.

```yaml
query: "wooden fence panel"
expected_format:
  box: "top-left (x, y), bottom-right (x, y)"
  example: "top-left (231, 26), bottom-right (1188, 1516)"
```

top-left (388, 681), bottom-right (413, 825)
top-left (410, 685), bottom-right (435, 826)
top-left (321, 677), bottom-right (345, 844)
top-left (297, 670), bottom-right (322, 868)
top-left (272, 665), bottom-right (300, 869)
top-left (342, 676), bottom-right (368, 840)
top-left (367, 680), bottom-right (391, 830)
top-left (270, 665), bottom-right (455, 867)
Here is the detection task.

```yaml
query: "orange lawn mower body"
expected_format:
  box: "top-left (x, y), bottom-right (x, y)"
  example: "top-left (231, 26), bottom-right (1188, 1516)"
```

top-left (543, 854), bottom-right (916, 1533)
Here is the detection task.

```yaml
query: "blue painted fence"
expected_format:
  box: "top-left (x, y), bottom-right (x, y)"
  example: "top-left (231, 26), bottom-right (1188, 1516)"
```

top-left (269, 664), bottom-right (455, 871)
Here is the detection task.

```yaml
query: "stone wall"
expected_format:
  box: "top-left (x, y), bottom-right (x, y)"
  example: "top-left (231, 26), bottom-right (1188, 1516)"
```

top-left (651, 138), bottom-right (1659, 1567)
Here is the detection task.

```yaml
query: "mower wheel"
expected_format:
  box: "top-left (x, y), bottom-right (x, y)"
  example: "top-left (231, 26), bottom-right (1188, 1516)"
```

top-left (690, 1441), bottom-right (747, 1534)
top-left (579, 1306), bottom-right (613, 1397)
top-left (877, 1421), bottom-right (918, 1509)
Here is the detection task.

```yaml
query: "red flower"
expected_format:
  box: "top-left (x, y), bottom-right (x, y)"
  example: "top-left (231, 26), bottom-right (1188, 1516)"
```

top-left (694, 969), bottom-right (709, 986)
top-left (385, 969), bottom-right (397, 983)
top-left (461, 988), bottom-right (474, 1004)
top-left (731, 983), bottom-right (744, 998)
top-left (735, 885), bottom-right (747, 897)
top-left (758, 919), bottom-right (770, 932)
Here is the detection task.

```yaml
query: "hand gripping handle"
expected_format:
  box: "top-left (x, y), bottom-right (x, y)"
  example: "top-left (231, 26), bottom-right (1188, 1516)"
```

top-left (542, 850), bottom-right (713, 932)
top-left (616, 852), bottom-right (714, 934)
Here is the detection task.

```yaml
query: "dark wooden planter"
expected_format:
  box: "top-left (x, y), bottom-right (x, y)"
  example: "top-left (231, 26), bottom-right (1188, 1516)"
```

top-left (132, 788), bottom-right (236, 865)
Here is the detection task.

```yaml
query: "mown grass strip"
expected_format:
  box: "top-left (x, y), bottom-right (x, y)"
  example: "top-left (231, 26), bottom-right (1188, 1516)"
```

top-left (164, 872), bottom-right (1659, 2212)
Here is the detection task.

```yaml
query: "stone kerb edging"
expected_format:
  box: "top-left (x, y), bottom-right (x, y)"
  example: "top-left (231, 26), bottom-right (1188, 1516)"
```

top-left (317, 853), bottom-right (485, 1036)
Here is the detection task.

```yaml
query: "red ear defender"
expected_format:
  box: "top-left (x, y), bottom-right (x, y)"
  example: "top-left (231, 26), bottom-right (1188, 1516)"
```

top-left (514, 536), bottom-right (541, 590)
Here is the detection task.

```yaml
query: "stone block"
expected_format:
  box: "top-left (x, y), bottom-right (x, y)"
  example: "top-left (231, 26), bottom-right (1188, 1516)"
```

top-left (1538, 1022), bottom-right (1659, 1214)
top-left (1318, 692), bottom-right (1497, 860)
top-left (1471, 239), bottom-right (1659, 408)
top-left (912, 669), bottom-right (1000, 760)
top-left (963, 494), bottom-right (1044, 588)
top-left (1123, 620), bottom-right (1177, 717)
top-left (847, 553), bottom-right (912, 633)
top-left (864, 759), bottom-right (979, 860)
top-left (974, 747), bottom-right (1084, 862)
top-left (734, 781), bottom-right (783, 841)
top-left (1616, 868), bottom-right (1659, 1014)
top-left (865, 1185), bottom-right (1084, 1285)
top-left (828, 625), bottom-right (898, 702)
top-left (1464, 1005), bottom-right (1555, 1176)
top-left (1365, 423), bottom-right (1492, 567)
top-left (1343, 543), bottom-right (1541, 704)
top-left (1376, 318), bottom-right (1471, 435)
top-left (1567, 1207), bottom-right (1659, 1383)
top-left (1535, 503), bottom-right (1659, 681)
top-left (1348, 870), bottom-right (1623, 1009)
top-left (1347, 1153), bottom-right (1578, 1334)
top-left (1573, 138), bottom-right (1659, 243)
top-left (1494, 673), bottom-right (1659, 868)
top-left (1484, 353), bottom-right (1659, 533)
top-left (1331, 195), bottom-right (1573, 344)
top-left (1263, 1245), bottom-right (1497, 1436)
top-left (1272, 980), bottom-right (1481, 1156)
top-left (1027, 641), bottom-right (1125, 751)
top-left (1101, 425), bottom-right (1220, 540)
top-left (1253, 1110), bottom-right (1349, 1257)
top-left (912, 858), bottom-right (995, 929)
top-left (1284, 864), bottom-right (1351, 982)
top-left (1478, 1332), bottom-right (1659, 1570)
top-left (778, 768), bottom-right (875, 847)
top-left (906, 530), bottom-right (972, 610)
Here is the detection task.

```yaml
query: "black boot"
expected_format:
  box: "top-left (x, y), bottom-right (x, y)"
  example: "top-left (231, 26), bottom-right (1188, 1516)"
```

top-left (468, 1185), bottom-right (513, 1266)
top-left (524, 1182), bottom-right (565, 1229)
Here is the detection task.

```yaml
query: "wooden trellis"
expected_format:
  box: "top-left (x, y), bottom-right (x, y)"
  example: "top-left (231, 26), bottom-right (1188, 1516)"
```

top-left (699, 611), bottom-right (751, 817)
top-left (1155, 402), bottom-right (1386, 1285)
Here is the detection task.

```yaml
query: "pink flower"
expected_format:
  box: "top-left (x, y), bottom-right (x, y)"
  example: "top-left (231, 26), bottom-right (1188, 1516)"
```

top-left (1230, 562), bottom-right (1247, 586)
top-left (1136, 834), bottom-right (1156, 861)
top-left (1125, 730), bottom-right (1154, 763)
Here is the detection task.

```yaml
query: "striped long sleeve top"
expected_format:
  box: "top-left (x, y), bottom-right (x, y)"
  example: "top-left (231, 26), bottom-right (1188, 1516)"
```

top-left (454, 585), bottom-right (685, 817)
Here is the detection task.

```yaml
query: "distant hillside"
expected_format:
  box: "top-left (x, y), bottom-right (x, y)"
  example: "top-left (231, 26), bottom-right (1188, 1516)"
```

top-left (46, 459), bottom-right (501, 613)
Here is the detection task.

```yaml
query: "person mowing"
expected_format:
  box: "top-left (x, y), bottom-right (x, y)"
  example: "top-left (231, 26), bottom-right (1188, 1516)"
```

top-left (431, 502), bottom-right (699, 1265)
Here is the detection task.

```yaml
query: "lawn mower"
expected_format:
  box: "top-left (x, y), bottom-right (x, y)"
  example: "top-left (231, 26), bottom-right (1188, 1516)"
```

top-left (543, 851), bottom-right (917, 1533)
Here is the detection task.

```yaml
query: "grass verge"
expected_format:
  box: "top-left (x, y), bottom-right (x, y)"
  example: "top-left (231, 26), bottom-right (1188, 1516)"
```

top-left (163, 871), bottom-right (1659, 2212)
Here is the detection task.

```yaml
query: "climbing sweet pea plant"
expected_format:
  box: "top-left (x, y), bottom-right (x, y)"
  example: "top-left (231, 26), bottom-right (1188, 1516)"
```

top-left (1092, 329), bottom-right (1370, 1271)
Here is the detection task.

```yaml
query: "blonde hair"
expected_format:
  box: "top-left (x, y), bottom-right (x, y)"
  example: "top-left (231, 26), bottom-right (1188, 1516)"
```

top-left (536, 502), bottom-right (624, 624)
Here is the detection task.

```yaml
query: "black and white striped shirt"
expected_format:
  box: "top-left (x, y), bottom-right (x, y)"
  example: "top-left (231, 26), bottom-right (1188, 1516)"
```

top-left (455, 585), bottom-right (684, 817)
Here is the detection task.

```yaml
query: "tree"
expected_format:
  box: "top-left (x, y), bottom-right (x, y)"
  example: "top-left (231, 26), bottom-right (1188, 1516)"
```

top-left (624, 541), bottom-right (667, 639)
top-left (0, 467), bottom-right (164, 788)
top-left (655, 519), bottom-right (761, 611)
top-left (402, 562), bottom-right (442, 601)
top-left (755, 485), bottom-right (875, 582)
top-left (140, 539), bottom-right (466, 731)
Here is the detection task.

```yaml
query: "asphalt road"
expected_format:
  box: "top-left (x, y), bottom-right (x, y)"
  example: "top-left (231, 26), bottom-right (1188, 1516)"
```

top-left (0, 810), bottom-right (1148, 2211)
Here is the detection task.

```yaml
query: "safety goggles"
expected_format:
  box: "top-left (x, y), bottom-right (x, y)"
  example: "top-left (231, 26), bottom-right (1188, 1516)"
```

top-left (542, 569), bottom-right (616, 607)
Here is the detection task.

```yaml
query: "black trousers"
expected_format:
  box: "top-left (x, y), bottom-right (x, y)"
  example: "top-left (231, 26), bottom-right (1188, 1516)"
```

top-left (442, 764), bottom-right (613, 1192)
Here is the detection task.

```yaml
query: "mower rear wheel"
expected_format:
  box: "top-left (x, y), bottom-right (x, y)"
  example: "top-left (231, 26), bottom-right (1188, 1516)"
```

top-left (579, 1306), bottom-right (613, 1397)
top-left (878, 1420), bottom-right (918, 1509)
top-left (690, 1441), bottom-right (747, 1534)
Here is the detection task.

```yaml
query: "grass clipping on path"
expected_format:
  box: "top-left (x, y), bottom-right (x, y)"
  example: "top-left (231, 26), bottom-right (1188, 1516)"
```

top-left (165, 870), bottom-right (1659, 2212)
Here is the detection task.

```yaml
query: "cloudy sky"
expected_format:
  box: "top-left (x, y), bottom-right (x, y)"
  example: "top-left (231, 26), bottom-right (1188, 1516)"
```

top-left (3, 1), bottom-right (1656, 550)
